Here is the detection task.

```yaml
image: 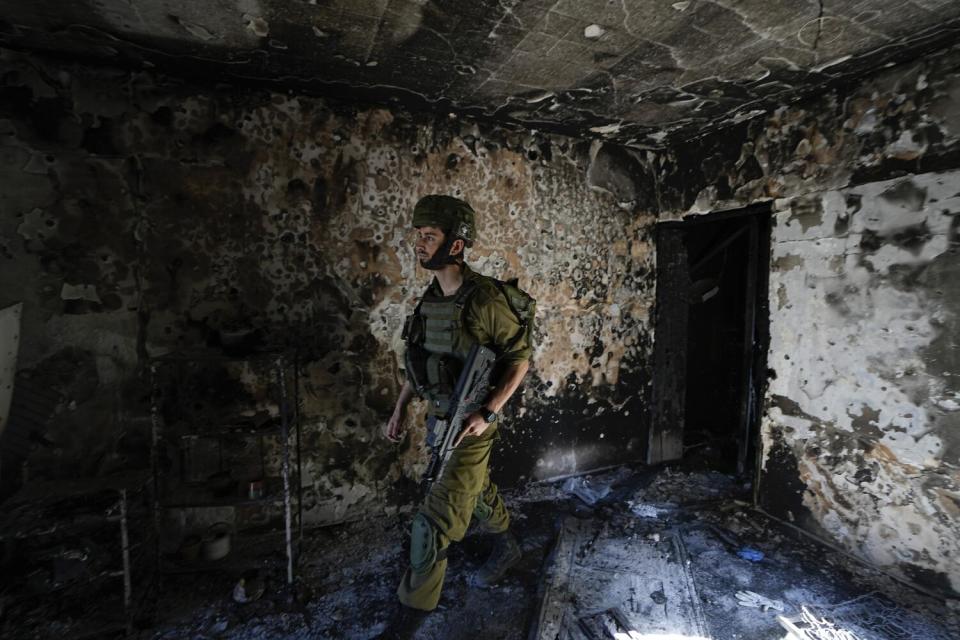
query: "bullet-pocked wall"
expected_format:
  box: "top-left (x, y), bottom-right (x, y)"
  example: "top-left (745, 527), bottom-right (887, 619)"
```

top-left (653, 44), bottom-right (960, 598)
top-left (0, 48), bottom-right (657, 523)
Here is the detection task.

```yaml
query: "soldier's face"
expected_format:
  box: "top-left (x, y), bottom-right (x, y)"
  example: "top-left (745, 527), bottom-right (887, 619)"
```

top-left (415, 226), bottom-right (446, 265)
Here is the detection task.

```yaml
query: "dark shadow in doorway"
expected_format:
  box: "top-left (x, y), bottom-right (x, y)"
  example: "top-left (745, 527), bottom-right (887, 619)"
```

top-left (649, 204), bottom-right (772, 480)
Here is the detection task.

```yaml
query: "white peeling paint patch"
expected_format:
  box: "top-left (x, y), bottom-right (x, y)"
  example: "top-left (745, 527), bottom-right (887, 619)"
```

top-left (690, 186), bottom-right (718, 213)
top-left (887, 130), bottom-right (928, 158)
top-left (308, 481), bottom-right (374, 524)
top-left (933, 396), bottom-right (960, 411)
top-left (856, 108), bottom-right (878, 134)
top-left (589, 122), bottom-right (622, 135)
top-left (60, 283), bottom-right (101, 303)
top-left (772, 191), bottom-right (846, 241)
top-left (525, 91), bottom-right (556, 104)
top-left (812, 55), bottom-right (853, 73)
top-left (764, 169), bottom-right (960, 591)
top-left (792, 443), bottom-right (960, 593)
top-left (731, 109), bottom-right (768, 124)
top-left (769, 182), bottom-right (952, 453)
top-left (242, 13), bottom-right (269, 37)
top-left (646, 131), bottom-right (669, 144)
top-left (583, 24), bottom-right (605, 39)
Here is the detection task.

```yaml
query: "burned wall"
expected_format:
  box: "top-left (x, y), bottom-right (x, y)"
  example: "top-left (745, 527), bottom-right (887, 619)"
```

top-left (653, 44), bottom-right (960, 597)
top-left (0, 48), bottom-right (657, 524)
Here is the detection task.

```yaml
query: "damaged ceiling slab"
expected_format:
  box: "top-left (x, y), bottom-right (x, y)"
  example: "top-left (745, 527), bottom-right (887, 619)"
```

top-left (2, 0), bottom-right (960, 636)
top-left (1, 0), bottom-right (959, 146)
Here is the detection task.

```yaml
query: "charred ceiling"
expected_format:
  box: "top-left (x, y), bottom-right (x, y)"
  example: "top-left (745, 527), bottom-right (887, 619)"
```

top-left (1, 0), bottom-right (959, 147)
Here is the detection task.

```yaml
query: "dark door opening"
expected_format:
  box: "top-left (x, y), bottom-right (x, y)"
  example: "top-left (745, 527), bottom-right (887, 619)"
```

top-left (648, 205), bottom-right (771, 478)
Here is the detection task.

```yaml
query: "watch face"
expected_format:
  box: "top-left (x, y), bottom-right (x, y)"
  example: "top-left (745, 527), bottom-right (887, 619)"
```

top-left (483, 409), bottom-right (497, 423)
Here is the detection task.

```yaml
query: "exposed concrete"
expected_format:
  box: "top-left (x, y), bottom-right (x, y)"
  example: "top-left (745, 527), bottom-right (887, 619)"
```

top-left (0, 1), bottom-right (958, 146)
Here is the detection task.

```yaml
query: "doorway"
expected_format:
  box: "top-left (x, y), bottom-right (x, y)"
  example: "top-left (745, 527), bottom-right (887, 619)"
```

top-left (647, 204), bottom-right (771, 477)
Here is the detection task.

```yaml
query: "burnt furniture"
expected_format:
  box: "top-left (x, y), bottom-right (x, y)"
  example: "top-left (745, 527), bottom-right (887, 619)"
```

top-left (0, 472), bottom-right (152, 639)
top-left (149, 352), bottom-right (302, 586)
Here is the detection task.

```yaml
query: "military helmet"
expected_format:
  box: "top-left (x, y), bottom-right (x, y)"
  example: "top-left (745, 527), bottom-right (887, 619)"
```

top-left (412, 195), bottom-right (476, 246)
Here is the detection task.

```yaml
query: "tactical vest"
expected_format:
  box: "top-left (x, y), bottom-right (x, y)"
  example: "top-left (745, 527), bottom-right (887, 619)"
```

top-left (403, 281), bottom-right (480, 416)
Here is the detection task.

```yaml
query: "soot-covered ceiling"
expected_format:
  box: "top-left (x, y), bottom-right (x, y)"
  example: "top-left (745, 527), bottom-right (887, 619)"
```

top-left (1, 0), bottom-right (959, 146)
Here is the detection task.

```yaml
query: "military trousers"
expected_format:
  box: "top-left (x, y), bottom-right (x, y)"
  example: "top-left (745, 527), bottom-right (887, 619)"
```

top-left (397, 424), bottom-right (510, 611)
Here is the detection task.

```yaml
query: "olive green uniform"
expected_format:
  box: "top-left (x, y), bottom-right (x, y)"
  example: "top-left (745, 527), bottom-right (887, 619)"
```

top-left (398, 264), bottom-right (532, 611)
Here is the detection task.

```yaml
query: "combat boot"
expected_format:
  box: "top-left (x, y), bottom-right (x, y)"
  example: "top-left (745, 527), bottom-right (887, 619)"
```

top-left (377, 603), bottom-right (428, 640)
top-left (471, 530), bottom-right (522, 588)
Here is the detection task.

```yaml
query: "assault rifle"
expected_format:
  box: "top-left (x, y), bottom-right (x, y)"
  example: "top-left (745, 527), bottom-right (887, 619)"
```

top-left (420, 344), bottom-right (497, 493)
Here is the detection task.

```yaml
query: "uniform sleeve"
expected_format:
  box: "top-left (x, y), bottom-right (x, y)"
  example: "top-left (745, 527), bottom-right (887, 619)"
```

top-left (465, 287), bottom-right (533, 365)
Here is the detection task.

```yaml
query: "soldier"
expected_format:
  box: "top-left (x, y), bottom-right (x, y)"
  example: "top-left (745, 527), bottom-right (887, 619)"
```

top-left (380, 194), bottom-right (533, 637)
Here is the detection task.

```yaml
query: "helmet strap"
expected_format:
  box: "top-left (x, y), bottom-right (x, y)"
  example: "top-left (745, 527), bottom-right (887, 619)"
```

top-left (420, 231), bottom-right (462, 271)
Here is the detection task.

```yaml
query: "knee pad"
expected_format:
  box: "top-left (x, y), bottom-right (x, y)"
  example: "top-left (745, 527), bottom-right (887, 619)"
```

top-left (473, 497), bottom-right (493, 523)
top-left (410, 513), bottom-right (438, 574)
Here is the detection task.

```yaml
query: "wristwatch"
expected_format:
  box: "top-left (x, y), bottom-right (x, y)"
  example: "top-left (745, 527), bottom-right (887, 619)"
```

top-left (480, 407), bottom-right (498, 424)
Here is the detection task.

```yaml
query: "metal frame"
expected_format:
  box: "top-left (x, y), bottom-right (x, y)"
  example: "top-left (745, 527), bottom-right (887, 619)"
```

top-left (0, 473), bottom-right (152, 638)
top-left (150, 352), bottom-right (302, 586)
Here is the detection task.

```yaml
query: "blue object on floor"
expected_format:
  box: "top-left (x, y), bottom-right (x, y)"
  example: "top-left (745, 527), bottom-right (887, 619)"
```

top-left (737, 548), bottom-right (764, 562)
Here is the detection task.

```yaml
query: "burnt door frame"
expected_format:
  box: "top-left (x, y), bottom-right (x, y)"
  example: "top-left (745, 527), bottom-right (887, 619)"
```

top-left (648, 225), bottom-right (689, 464)
top-left (648, 204), bottom-right (771, 477)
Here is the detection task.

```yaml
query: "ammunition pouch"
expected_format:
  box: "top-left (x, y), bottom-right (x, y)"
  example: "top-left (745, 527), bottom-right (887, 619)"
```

top-left (402, 281), bottom-right (478, 411)
top-left (403, 343), bottom-right (429, 398)
top-left (402, 311), bottom-right (424, 345)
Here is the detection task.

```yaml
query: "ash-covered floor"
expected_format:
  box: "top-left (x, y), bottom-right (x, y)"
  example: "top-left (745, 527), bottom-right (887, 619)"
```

top-left (7, 466), bottom-right (958, 640)
top-left (138, 465), bottom-right (960, 640)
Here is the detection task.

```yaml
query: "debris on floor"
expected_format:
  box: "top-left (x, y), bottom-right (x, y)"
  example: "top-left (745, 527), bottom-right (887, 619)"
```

top-left (3, 465), bottom-right (958, 640)
top-left (778, 592), bottom-right (956, 640)
top-left (735, 590), bottom-right (785, 612)
top-left (736, 548), bottom-right (765, 562)
top-left (530, 515), bottom-right (710, 639)
top-left (563, 475), bottom-right (612, 505)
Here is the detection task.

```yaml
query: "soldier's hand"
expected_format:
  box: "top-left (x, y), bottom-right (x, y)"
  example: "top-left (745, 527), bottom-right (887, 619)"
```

top-left (453, 412), bottom-right (489, 448)
top-left (384, 410), bottom-right (405, 443)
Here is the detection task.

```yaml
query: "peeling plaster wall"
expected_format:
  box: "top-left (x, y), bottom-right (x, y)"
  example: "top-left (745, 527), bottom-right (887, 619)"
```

top-left (653, 45), bottom-right (960, 597)
top-left (0, 48), bottom-right (656, 524)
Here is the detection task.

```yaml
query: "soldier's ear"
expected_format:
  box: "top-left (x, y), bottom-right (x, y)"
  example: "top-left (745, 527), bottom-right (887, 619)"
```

top-left (449, 238), bottom-right (465, 257)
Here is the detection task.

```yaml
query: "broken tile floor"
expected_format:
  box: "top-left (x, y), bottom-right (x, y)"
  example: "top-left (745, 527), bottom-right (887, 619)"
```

top-left (7, 466), bottom-right (960, 640)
